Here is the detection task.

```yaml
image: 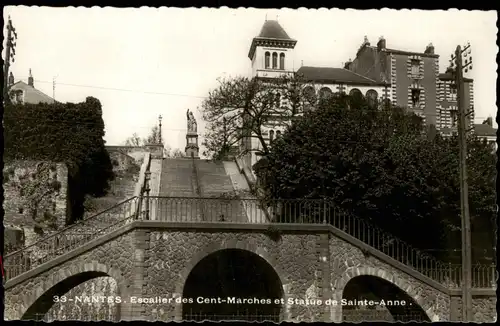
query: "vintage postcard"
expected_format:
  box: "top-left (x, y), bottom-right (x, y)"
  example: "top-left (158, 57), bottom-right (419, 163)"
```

top-left (2, 6), bottom-right (497, 323)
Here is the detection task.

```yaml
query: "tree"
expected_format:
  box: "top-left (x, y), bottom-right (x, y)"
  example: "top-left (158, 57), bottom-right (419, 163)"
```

top-left (254, 95), bottom-right (496, 264)
top-left (145, 125), bottom-right (163, 144)
top-left (125, 132), bottom-right (143, 146)
top-left (201, 74), bottom-right (307, 160)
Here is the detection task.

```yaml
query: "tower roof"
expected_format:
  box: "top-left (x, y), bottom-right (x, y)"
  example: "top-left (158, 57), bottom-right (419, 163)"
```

top-left (257, 20), bottom-right (292, 40)
top-left (248, 20), bottom-right (297, 60)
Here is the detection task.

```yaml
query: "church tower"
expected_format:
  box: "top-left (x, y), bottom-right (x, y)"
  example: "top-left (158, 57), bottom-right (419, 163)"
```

top-left (248, 19), bottom-right (297, 78)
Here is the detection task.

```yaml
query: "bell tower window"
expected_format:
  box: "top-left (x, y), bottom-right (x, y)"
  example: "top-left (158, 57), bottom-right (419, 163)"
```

top-left (272, 52), bottom-right (278, 69)
top-left (265, 52), bottom-right (270, 69)
top-left (280, 53), bottom-right (285, 70)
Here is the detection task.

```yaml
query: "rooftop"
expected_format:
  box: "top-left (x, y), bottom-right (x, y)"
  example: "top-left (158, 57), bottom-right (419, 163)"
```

top-left (296, 66), bottom-right (386, 86)
top-left (439, 72), bottom-right (473, 83)
top-left (9, 81), bottom-right (55, 104)
top-left (257, 20), bottom-right (293, 40)
top-left (474, 123), bottom-right (497, 137)
top-left (248, 20), bottom-right (297, 60)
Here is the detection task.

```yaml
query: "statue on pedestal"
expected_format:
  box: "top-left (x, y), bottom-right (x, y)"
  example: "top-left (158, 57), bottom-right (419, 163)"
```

top-left (186, 109), bottom-right (197, 133)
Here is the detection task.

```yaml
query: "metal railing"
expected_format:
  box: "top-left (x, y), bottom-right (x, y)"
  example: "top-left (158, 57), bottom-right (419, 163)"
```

top-left (342, 309), bottom-right (428, 322)
top-left (141, 196), bottom-right (497, 289)
top-left (4, 196), bottom-right (496, 290)
top-left (3, 197), bottom-right (139, 280)
top-left (183, 308), bottom-right (281, 322)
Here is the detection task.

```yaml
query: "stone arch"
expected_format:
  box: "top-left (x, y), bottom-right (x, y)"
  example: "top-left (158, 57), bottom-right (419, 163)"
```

top-left (333, 266), bottom-right (440, 322)
top-left (175, 238), bottom-right (289, 321)
top-left (19, 260), bottom-right (130, 321)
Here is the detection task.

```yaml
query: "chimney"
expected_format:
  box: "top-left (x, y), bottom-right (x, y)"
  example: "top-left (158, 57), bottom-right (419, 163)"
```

top-left (8, 72), bottom-right (14, 86)
top-left (344, 59), bottom-right (352, 70)
top-left (377, 36), bottom-right (386, 50)
top-left (425, 43), bottom-right (435, 55)
top-left (28, 69), bottom-right (34, 87)
top-left (484, 117), bottom-right (493, 127)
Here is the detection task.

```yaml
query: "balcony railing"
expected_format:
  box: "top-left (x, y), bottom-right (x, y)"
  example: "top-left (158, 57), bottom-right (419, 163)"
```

top-left (4, 196), bottom-right (496, 290)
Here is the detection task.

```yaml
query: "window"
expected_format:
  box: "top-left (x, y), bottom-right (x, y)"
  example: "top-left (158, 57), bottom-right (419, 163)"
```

top-left (411, 59), bottom-right (420, 78)
top-left (272, 52), bottom-right (278, 69)
top-left (279, 53), bottom-right (285, 70)
top-left (269, 130), bottom-right (275, 143)
top-left (366, 89), bottom-right (379, 109)
top-left (275, 93), bottom-right (281, 107)
top-left (319, 87), bottom-right (333, 100)
top-left (276, 130), bottom-right (282, 138)
top-left (450, 110), bottom-right (458, 127)
top-left (303, 86), bottom-right (316, 104)
top-left (411, 89), bottom-right (421, 107)
top-left (265, 52), bottom-right (270, 69)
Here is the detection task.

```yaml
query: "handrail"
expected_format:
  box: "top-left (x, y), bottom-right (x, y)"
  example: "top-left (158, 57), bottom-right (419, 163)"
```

top-left (4, 196), bottom-right (138, 259)
top-left (4, 196), bottom-right (496, 289)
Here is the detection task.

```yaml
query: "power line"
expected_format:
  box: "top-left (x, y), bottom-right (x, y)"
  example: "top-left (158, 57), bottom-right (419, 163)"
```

top-left (16, 77), bottom-right (208, 99)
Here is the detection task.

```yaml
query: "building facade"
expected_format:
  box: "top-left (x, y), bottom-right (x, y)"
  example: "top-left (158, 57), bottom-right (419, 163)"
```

top-left (242, 21), bottom-right (392, 174)
top-left (345, 37), bottom-right (440, 126)
top-left (8, 69), bottom-right (55, 105)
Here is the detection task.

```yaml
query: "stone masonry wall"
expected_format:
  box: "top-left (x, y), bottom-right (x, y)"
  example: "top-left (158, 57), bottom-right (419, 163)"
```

top-left (328, 236), bottom-right (446, 322)
top-left (143, 230), bottom-right (323, 322)
top-left (4, 230), bottom-right (136, 321)
top-left (4, 226), bottom-right (496, 322)
top-left (3, 160), bottom-right (69, 251)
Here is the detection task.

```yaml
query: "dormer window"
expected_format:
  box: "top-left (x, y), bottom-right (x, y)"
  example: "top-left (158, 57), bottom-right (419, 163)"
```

top-left (279, 53), bottom-right (285, 70)
top-left (265, 52), bottom-right (270, 69)
top-left (272, 52), bottom-right (278, 69)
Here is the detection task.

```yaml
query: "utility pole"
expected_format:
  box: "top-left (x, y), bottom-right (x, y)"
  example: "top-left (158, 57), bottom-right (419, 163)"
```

top-left (450, 42), bottom-right (473, 321)
top-left (158, 115), bottom-right (163, 144)
top-left (3, 16), bottom-right (17, 103)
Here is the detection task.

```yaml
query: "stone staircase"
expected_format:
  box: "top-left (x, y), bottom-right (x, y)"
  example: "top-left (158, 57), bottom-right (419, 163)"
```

top-left (4, 158), bottom-right (496, 290)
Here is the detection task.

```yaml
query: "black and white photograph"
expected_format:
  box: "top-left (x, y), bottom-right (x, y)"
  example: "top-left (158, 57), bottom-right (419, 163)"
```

top-left (2, 6), bottom-right (498, 323)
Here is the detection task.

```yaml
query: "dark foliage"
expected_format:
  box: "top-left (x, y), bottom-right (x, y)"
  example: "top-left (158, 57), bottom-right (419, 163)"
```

top-left (254, 95), bottom-right (496, 264)
top-left (4, 97), bottom-right (115, 224)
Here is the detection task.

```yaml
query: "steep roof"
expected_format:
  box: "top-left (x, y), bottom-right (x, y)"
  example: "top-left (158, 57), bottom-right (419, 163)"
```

top-left (296, 66), bottom-right (386, 86)
top-left (248, 20), bottom-right (297, 60)
top-left (474, 123), bottom-right (497, 137)
top-left (257, 20), bottom-right (292, 40)
top-left (9, 81), bottom-right (55, 104)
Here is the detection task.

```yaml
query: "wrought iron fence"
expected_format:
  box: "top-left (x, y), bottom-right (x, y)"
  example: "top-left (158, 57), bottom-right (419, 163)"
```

top-left (140, 196), bottom-right (497, 289)
top-left (183, 308), bottom-right (281, 322)
top-left (342, 309), bottom-right (428, 322)
top-left (145, 196), bottom-right (268, 223)
top-left (3, 197), bottom-right (139, 280)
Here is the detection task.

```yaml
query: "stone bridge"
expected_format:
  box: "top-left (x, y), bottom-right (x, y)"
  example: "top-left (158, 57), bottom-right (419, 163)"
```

top-left (4, 220), bottom-right (496, 322)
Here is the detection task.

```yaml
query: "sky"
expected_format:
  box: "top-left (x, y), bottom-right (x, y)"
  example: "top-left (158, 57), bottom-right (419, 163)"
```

top-left (3, 7), bottom-right (498, 154)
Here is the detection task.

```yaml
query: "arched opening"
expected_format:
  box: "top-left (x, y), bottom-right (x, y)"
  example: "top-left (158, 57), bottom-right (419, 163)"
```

top-left (366, 89), bottom-right (379, 109)
top-left (276, 130), bottom-right (282, 139)
top-left (269, 130), bottom-right (275, 144)
top-left (303, 86), bottom-right (316, 104)
top-left (265, 52), bottom-right (270, 69)
top-left (341, 275), bottom-right (430, 322)
top-left (272, 52), bottom-right (278, 69)
top-left (23, 271), bottom-right (121, 322)
top-left (182, 249), bottom-right (283, 322)
top-left (319, 87), bottom-right (333, 100)
top-left (279, 53), bottom-right (285, 70)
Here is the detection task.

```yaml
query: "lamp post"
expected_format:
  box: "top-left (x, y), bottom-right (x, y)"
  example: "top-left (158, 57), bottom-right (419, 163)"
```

top-left (448, 42), bottom-right (473, 321)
